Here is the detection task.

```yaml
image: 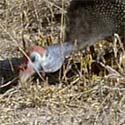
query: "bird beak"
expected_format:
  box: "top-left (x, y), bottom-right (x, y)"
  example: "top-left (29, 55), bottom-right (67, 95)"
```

top-left (19, 63), bottom-right (35, 83)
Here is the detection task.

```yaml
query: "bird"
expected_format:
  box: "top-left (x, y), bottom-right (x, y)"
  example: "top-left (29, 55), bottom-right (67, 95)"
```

top-left (0, 57), bottom-right (23, 93)
top-left (19, 0), bottom-right (125, 82)
top-left (19, 43), bottom-right (74, 82)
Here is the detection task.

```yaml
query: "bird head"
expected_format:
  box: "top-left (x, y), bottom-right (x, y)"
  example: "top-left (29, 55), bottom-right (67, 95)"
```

top-left (19, 42), bottom-right (74, 82)
top-left (19, 46), bottom-right (47, 82)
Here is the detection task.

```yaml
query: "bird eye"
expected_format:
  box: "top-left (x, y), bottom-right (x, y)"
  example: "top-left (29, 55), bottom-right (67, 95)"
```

top-left (31, 55), bottom-right (36, 62)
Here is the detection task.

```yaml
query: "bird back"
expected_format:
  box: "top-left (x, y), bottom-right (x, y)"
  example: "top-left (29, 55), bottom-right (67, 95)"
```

top-left (65, 0), bottom-right (125, 50)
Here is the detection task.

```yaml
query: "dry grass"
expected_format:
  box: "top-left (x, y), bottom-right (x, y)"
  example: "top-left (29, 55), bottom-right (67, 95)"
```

top-left (0, 0), bottom-right (125, 125)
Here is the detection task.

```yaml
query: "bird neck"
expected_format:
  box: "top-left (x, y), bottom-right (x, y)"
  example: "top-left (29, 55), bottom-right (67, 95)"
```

top-left (45, 42), bottom-right (75, 58)
top-left (60, 42), bottom-right (75, 57)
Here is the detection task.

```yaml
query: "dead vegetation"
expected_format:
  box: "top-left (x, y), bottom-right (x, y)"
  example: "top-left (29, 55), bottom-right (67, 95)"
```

top-left (0, 0), bottom-right (125, 125)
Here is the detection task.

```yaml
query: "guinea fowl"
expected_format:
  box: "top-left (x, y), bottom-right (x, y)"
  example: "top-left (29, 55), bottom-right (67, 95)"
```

top-left (19, 0), bottom-right (125, 82)
top-left (0, 58), bottom-right (23, 93)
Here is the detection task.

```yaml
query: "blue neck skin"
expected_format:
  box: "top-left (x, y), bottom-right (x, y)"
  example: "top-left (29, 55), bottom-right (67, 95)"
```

top-left (41, 42), bottom-right (74, 73)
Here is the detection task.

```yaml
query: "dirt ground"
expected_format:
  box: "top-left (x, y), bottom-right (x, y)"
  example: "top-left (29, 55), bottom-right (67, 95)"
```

top-left (0, 0), bottom-right (125, 125)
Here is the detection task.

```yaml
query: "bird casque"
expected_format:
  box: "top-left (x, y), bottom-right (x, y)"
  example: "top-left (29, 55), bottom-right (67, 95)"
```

top-left (19, 0), bottom-right (125, 82)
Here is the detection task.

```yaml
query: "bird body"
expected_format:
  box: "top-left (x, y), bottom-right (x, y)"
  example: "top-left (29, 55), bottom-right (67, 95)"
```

top-left (65, 0), bottom-right (125, 50)
top-left (19, 0), bottom-right (125, 82)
